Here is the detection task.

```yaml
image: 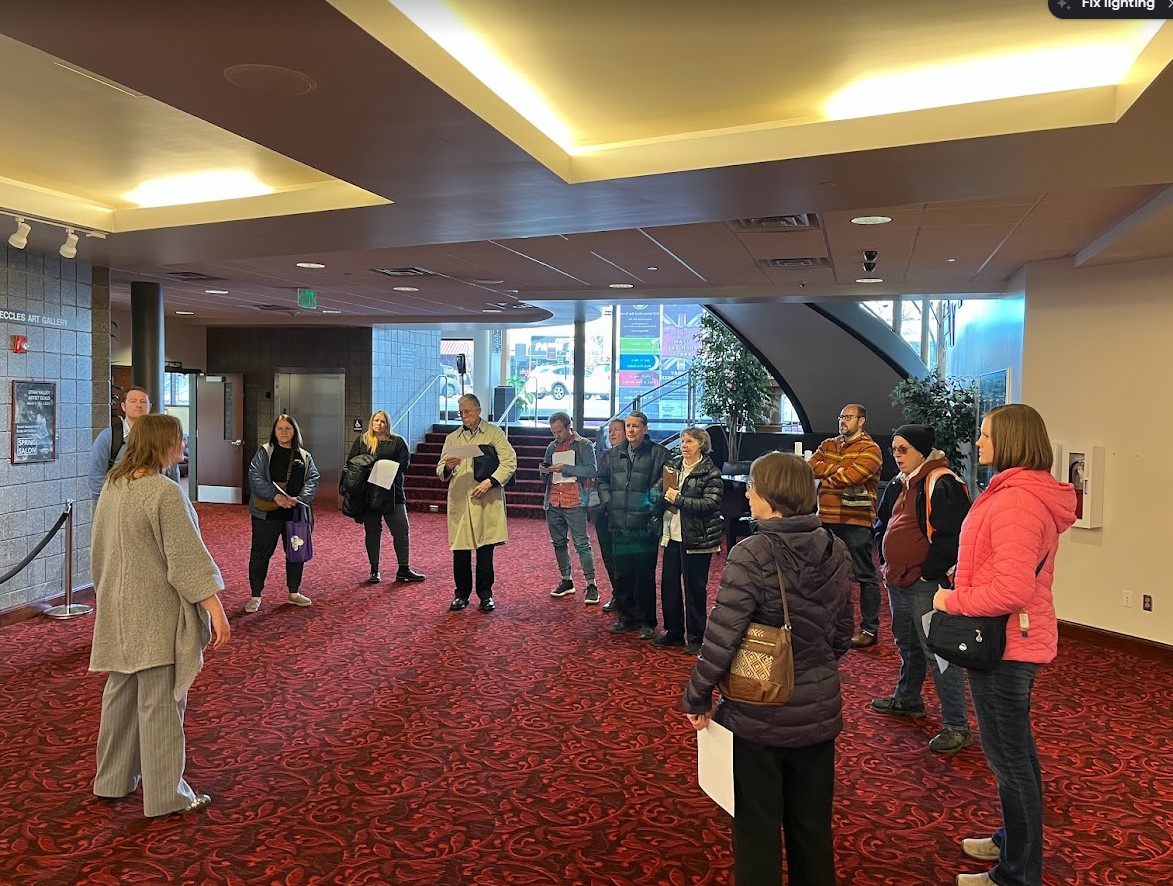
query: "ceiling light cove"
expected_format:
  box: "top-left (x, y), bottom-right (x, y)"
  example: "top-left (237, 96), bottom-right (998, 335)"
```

top-left (823, 25), bottom-right (1162, 120)
top-left (125, 171), bottom-right (274, 208)
top-left (391, 0), bottom-right (575, 149)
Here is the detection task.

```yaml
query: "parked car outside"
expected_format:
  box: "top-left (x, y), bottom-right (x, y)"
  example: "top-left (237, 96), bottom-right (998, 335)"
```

top-left (529, 364), bottom-right (611, 400)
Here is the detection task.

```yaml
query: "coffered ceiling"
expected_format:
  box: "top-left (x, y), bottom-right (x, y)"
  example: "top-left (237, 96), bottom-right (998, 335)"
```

top-left (1, 1), bottom-right (1172, 327)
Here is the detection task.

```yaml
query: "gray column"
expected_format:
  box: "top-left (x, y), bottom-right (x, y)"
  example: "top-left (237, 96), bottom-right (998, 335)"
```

top-left (130, 282), bottom-right (165, 408)
top-left (572, 317), bottom-right (586, 428)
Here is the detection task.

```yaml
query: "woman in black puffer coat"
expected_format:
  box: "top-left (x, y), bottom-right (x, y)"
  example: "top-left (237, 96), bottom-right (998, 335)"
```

top-left (655, 427), bottom-right (724, 653)
top-left (683, 452), bottom-right (853, 886)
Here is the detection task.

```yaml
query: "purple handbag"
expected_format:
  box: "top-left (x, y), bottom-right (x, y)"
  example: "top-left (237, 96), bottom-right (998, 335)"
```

top-left (284, 504), bottom-right (314, 563)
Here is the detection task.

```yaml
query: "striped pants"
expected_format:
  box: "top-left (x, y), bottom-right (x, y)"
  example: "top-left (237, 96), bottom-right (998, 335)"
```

top-left (93, 665), bottom-right (199, 817)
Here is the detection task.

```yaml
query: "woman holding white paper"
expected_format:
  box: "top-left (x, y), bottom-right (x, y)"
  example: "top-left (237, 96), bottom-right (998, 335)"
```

top-left (682, 452), bottom-right (853, 886)
top-left (349, 410), bottom-right (425, 584)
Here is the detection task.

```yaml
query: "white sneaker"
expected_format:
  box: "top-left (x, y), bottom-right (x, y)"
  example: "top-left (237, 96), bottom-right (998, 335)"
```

top-left (287, 592), bottom-right (312, 607)
top-left (956, 873), bottom-right (994, 885)
top-left (962, 838), bottom-right (1000, 862)
top-left (244, 597), bottom-right (261, 613)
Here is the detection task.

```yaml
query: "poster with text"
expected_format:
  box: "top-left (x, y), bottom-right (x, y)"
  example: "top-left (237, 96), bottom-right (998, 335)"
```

top-left (11, 380), bottom-right (57, 464)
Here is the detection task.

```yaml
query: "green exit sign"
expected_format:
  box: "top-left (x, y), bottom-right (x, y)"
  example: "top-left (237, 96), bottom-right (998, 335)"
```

top-left (297, 288), bottom-right (317, 309)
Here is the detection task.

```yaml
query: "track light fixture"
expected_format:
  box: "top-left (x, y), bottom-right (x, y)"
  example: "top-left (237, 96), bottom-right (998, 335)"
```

top-left (59, 229), bottom-right (79, 259)
top-left (8, 217), bottom-right (30, 249)
top-left (1, 209), bottom-right (107, 258)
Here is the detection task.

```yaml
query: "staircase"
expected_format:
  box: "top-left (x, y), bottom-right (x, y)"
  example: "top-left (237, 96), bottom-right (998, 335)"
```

top-left (403, 425), bottom-right (557, 520)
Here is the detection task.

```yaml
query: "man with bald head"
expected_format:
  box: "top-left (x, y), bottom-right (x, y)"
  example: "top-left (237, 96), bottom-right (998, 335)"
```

top-left (809, 404), bottom-right (884, 648)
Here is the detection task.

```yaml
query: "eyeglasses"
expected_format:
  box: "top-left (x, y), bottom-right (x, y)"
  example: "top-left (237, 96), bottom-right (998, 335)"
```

top-left (891, 445), bottom-right (911, 455)
top-left (838, 414), bottom-right (861, 421)
top-left (746, 478), bottom-right (756, 490)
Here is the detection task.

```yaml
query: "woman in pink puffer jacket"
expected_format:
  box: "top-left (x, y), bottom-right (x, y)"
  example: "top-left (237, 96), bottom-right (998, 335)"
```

top-left (933, 404), bottom-right (1076, 886)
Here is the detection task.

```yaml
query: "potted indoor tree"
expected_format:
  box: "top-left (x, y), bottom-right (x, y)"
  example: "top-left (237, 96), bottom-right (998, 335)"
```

top-left (889, 371), bottom-right (978, 479)
top-left (695, 311), bottom-right (773, 464)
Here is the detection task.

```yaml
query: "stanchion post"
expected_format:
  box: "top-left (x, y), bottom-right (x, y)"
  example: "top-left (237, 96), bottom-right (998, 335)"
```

top-left (44, 500), bottom-right (92, 620)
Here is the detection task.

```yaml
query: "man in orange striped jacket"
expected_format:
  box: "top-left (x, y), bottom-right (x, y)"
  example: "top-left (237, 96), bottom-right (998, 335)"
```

top-left (808, 404), bottom-right (884, 648)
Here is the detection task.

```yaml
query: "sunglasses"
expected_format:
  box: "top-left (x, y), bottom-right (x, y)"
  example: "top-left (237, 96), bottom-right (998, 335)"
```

top-left (891, 445), bottom-right (912, 455)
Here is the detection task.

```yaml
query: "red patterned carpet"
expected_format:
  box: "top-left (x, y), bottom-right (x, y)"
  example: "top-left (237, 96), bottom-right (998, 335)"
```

top-left (1, 505), bottom-right (1171, 885)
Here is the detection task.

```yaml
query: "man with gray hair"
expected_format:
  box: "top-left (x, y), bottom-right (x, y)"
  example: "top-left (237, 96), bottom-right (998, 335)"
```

top-left (539, 411), bottom-right (600, 605)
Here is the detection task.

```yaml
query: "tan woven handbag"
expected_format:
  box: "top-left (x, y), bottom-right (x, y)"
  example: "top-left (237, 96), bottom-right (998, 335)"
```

top-left (719, 554), bottom-right (794, 706)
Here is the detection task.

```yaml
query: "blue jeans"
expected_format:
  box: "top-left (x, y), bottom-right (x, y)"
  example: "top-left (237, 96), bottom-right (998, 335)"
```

top-left (888, 578), bottom-right (970, 730)
top-left (546, 506), bottom-right (595, 582)
top-left (968, 661), bottom-right (1043, 886)
top-left (827, 523), bottom-right (881, 634)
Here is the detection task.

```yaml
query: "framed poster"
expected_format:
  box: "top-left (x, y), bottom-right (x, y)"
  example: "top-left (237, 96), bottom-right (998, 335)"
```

top-left (975, 369), bottom-right (1011, 491)
top-left (11, 380), bottom-right (57, 464)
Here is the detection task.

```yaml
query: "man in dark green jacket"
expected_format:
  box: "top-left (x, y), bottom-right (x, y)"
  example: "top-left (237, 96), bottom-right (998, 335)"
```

top-left (597, 411), bottom-right (671, 638)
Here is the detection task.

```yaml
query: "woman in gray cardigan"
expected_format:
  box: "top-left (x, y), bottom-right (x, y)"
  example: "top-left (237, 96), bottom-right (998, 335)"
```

top-left (90, 414), bottom-right (230, 817)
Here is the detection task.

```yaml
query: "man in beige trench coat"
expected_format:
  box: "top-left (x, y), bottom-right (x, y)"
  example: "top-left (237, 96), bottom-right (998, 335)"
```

top-left (437, 394), bottom-right (517, 611)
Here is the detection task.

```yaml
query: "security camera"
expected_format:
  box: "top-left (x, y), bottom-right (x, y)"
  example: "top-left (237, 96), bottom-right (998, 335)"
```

top-left (862, 250), bottom-right (878, 262)
top-left (862, 260), bottom-right (878, 273)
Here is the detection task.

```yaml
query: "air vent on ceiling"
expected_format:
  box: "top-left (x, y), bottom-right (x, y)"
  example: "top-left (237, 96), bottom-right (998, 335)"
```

top-left (165, 271), bottom-right (225, 282)
top-left (755, 257), bottom-right (831, 270)
top-left (728, 215), bottom-right (818, 232)
top-left (371, 267), bottom-right (434, 278)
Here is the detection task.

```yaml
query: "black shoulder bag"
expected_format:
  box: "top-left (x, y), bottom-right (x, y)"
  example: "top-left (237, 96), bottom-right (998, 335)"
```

top-left (926, 555), bottom-right (1048, 670)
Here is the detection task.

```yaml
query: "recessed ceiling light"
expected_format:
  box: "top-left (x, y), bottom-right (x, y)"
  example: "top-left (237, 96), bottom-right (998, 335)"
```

top-left (473, 278), bottom-right (505, 285)
top-left (296, 261), bottom-right (326, 269)
top-left (175, 310), bottom-right (196, 315)
top-left (393, 286), bottom-right (419, 292)
top-left (647, 266), bottom-right (659, 272)
top-left (482, 307), bottom-right (503, 313)
top-left (850, 216), bottom-right (892, 225)
top-left (204, 289), bottom-right (229, 295)
top-left (322, 309), bottom-right (342, 314)
top-left (609, 283), bottom-right (634, 289)
top-left (946, 258), bottom-right (958, 262)
top-left (855, 278), bottom-right (885, 284)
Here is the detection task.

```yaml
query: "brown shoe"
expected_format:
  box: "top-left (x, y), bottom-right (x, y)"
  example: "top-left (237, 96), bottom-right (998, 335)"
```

top-left (850, 630), bottom-right (877, 648)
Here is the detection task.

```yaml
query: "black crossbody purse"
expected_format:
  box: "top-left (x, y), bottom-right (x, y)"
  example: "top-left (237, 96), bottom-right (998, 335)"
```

top-left (926, 555), bottom-right (1048, 670)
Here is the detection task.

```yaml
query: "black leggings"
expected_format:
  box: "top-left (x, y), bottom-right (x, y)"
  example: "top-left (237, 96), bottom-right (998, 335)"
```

top-left (249, 517), bottom-right (303, 595)
top-left (364, 503), bottom-right (411, 572)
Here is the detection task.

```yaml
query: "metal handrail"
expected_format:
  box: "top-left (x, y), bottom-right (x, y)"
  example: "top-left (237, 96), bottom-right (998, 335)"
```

top-left (499, 374), bottom-right (541, 436)
top-left (607, 366), bottom-right (701, 429)
top-left (392, 373), bottom-right (452, 447)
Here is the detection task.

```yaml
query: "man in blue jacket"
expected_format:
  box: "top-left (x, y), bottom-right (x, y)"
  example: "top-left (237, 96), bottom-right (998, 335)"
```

top-left (540, 411), bottom-right (600, 605)
top-left (88, 386), bottom-right (179, 500)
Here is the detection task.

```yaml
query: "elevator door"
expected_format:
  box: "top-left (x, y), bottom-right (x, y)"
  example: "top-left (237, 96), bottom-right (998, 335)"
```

top-left (274, 372), bottom-right (345, 509)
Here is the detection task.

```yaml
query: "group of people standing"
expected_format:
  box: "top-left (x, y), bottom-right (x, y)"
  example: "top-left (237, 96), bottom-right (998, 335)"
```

top-left (683, 402), bottom-right (1076, 886)
top-left (83, 386), bottom-right (1076, 886)
top-left (535, 410), bottom-right (724, 656)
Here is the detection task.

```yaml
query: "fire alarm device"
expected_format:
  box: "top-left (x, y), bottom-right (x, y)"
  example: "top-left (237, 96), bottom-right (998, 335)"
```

top-left (12, 335), bottom-right (28, 354)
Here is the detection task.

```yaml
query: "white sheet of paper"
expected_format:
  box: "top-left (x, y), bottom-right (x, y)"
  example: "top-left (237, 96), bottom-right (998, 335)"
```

top-left (922, 611), bottom-right (950, 673)
top-left (552, 449), bottom-right (576, 483)
top-left (697, 721), bottom-right (735, 816)
top-left (445, 444), bottom-right (484, 460)
top-left (368, 459), bottom-right (400, 490)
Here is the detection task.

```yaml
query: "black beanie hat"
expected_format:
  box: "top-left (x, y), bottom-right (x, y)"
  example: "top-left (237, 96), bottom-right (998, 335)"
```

top-left (892, 424), bottom-right (935, 458)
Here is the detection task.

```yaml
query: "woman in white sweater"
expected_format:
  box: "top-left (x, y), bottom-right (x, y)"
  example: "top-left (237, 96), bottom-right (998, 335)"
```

top-left (90, 414), bottom-right (230, 816)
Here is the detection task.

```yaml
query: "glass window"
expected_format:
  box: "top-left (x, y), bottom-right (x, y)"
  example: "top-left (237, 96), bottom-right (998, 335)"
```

top-left (164, 372), bottom-right (190, 406)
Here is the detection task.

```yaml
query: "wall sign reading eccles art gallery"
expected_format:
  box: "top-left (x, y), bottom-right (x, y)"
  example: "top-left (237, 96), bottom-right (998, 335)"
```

top-left (10, 380), bottom-right (57, 464)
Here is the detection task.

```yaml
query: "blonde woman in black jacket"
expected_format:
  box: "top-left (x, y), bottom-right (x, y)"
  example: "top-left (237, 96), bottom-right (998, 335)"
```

top-left (683, 453), bottom-right (853, 886)
top-left (655, 427), bottom-right (724, 653)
